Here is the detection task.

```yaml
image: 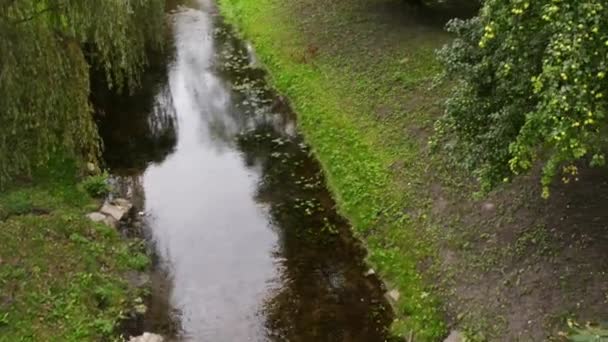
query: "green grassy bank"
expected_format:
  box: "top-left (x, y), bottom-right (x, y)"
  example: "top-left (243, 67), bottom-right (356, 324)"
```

top-left (218, 0), bottom-right (452, 339)
top-left (0, 161), bottom-right (148, 341)
top-left (217, 0), bottom-right (608, 341)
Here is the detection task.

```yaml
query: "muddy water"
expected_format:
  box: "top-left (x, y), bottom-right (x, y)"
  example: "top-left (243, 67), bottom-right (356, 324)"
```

top-left (99, 1), bottom-right (392, 341)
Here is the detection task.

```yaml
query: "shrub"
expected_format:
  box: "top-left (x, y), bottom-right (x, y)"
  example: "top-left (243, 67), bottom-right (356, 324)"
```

top-left (438, 0), bottom-right (608, 197)
top-left (81, 173), bottom-right (111, 198)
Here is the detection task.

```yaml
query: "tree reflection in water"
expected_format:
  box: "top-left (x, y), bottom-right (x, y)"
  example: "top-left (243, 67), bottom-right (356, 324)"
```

top-left (214, 20), bottom-right (393, 341)
top-left (94, 51), bottom-right (178, 175)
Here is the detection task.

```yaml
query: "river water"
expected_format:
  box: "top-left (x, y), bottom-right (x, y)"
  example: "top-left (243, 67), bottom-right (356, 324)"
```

top-left (98, 1), bottom-right (392, 341)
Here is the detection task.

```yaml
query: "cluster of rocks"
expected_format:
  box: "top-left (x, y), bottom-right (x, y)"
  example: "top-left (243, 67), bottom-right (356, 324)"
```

top-left (86, 200), bottom-right (164, 342)
top-left (86, 198), bottom-right (133, 228)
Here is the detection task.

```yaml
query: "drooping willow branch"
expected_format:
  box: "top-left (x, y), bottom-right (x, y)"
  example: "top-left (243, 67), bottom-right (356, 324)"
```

top-left (0, 0), bottom-right (166, 187)
top-left (11, 3), bottom-right (65, 24)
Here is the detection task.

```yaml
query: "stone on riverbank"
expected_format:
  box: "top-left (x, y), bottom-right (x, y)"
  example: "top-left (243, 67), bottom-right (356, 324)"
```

top-left (113, 198), bottom-right (134, 211)
top-left (87, 198), bottom-right (132, 228)
top-left (86, 212), bottom-right (106, 223)
top-left (386, 289), bottom-right (400, 303)
top-left (443, 330), bottom-right (464, 342)
top-left (100, 198), bottom-right (132, 221)
top-left (86, 211), bottom-right (118, 228)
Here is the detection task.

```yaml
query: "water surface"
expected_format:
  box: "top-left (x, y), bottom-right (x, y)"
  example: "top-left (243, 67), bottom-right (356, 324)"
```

top-left (99, 1), bottom-right (392, 341)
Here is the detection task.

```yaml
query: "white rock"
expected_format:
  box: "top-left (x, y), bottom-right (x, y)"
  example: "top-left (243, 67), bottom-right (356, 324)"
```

top-left (444, 330), bottom-right (464, 342)
top-left (129, 332), bottom-right (164, 342)
top-left (386, 289), bottom-right (400, 302)
top-left (100, 203), bottom-right (128, 221)
top-left (102, 215), bottom-right (118, 228)
top-left (113, 198), bottom-right (133, 211)
top-left (86, 212), bottom-right (106, 223)
top-left (87, 212), bottom-right (118, 228)
top-left (364, 268), bottom-right (375, 276)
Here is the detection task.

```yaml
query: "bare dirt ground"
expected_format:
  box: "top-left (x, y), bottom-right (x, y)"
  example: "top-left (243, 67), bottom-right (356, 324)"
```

top-left (433, 166), bottom-right (608, 340)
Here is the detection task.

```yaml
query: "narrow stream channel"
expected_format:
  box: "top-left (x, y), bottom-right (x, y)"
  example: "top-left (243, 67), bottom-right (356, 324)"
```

top-left (98, 1), bottom-right (392, 341)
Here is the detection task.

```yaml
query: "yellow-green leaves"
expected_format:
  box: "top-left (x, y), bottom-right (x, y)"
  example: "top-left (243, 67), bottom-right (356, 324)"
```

top-left (439, 0), bottom-right (608, 196)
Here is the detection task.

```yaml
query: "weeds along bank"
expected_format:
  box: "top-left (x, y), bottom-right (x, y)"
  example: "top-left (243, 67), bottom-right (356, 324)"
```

top-left (218, 0), bottom-right (608, 340)
top-left (0, 160), bottom-right (150, 340)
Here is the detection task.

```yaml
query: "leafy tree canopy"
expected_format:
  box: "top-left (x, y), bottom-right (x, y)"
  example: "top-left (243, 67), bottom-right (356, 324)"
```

top-left (438, 0), bottom-right (608, 197)
top-left (0, 0), bottom-right (165, 187)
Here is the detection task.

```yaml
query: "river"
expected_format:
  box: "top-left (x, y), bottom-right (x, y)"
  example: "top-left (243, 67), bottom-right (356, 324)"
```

top-left (97, 1), bottom-right (392, 341)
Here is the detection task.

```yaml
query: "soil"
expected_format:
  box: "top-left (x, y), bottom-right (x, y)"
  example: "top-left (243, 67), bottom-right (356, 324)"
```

top-left (433, 167), bottom-right (608, 341)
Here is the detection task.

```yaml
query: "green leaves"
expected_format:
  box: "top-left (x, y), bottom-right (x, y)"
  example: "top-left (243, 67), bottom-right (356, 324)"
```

top-left (80, 172), bottom-right (111, 198)
top-left (0, 0), bottom-right (165, 188)
top-left (438, 0), bottom-right (608, 195)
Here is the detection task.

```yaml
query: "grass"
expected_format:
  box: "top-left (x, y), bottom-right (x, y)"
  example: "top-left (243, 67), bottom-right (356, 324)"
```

top-left (217, 0), bottom-right (452, 339)
top-left (0, 158), bottom-right (148, 341)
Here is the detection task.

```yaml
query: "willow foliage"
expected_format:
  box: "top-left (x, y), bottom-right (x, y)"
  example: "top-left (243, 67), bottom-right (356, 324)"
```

top-left (0, 0), bottom-right (165, 187)
top-left (438, 0), bottom-right (608, 197)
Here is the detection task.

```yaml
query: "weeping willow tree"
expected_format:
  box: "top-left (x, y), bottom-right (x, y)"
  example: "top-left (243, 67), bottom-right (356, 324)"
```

top-left (0, 0), bottom-right (166, 187)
